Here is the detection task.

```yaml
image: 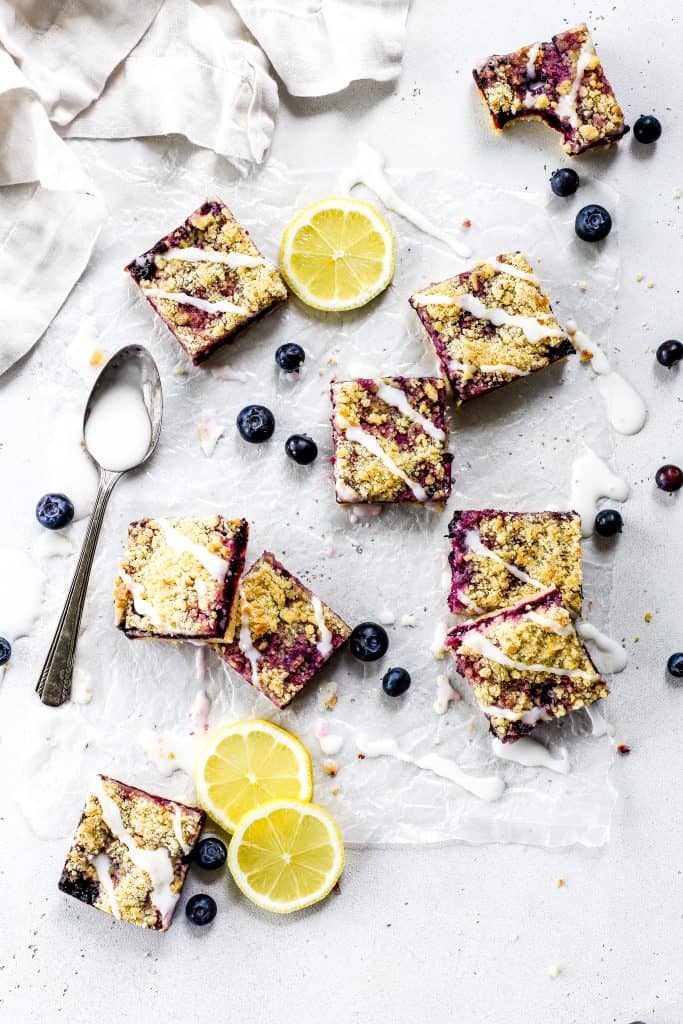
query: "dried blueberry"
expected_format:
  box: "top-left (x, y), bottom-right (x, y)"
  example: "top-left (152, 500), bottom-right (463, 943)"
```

top-left (0, 637), bottom-right (11, 666)
top-left (276, 343), bottom-right (305, 372)
top-left (185, 893), bottom-right (217, 925)
top-left (382, 667), bottom-right (411, 697)
top-left (633, 114), bottom-right (662, 144)
top-left (285, 434), bottom-right (318, 465)
top-left (350, 622), bottom-right (389, 662)
top-left (193, 837), bottom-right (227, 871)
top-left (36, 493), bottom-right (74, 530)
top-left (655, 464), bottom-right (683, 492)
top-left (594, 509), bottom-right (623, 537)
top-left (236, 405), bottom-right (275, 443)
top-left (550, 168), bottom-right (580, 197)
top-left (656, 340), bottom-right (683, 368)
top-left (575, 204), bottom-right (612, 242)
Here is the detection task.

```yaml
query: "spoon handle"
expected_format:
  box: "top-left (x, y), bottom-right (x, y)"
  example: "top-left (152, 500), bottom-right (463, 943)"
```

top-left (36, 470), bottom-right (120, 706)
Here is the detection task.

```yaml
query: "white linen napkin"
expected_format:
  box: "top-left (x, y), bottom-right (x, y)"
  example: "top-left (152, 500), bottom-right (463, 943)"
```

top-left (62, 0), bottom-right (278, 166)
top-left (0, 49), bottom-right (104, 377)
top-left (231, 0), bottom-right (411, 97)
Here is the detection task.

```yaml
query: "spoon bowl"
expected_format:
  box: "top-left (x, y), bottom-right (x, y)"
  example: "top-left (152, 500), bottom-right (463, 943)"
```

top-left (36, 345), bottom-right (164, 706)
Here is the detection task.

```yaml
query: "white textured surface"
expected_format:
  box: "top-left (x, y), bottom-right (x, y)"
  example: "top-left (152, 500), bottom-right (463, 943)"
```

top-left (1, 3), bottom-right (682, 1023)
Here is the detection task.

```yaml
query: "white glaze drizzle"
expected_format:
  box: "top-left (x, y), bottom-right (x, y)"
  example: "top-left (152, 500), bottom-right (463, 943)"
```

top-left (411, 292), bottom-right (564, 345)
top-left (315, 721), bottom-right (344, 756)
top-left (479, 363), bottom-right (529, 377)
top-left (555, 37), bottom-right (597, 127)
top-left (356, 735), bottom-right (505, 802)
top-left (464, 530), bottom-right (545, 590)
top-left (118, 569), bottom-right (162, 626)
top-left (156, 519), bottom-right (229, 582)
top-left (93, 777), bottom-right (177, 927)
top-left (584, 702), bottom-right (615, 737)
top-left (144, 287), bottom-right (248, 317)
top-left (481, 258), bottom-right (538, 284)
top-left (576, 621), bottom-right (628, 673)
top-left (171, 806), bottom-right (191, 856)
top-left (566, 320), bottom-right (647, 436)
top-left (163, 246), bottom-right (268, 269)
top-left (338, 141), bottom-right (471, 258)
top-left (492, 737), bottom-right (570, 774)
top-left (434, 674), bottom-right (459, 715)
top-left (311, 595), bottom-right (334, 658)
top-left (484, 703), bottom-right (553, 725)
top-left (376, 381), bottom-right (445, 441)
top-left (569, 446), bottom-right (630, 537)
top-left (92, 853), bottom-right (120, 917)
top-left (526, 610), bottom-right (575, 636)
top-left (337, 417), bottom-right (428, 501)
top-left (525, 42), bottom-right (540, 80)
top-left (459, 630), bottom-right (601, 681)
top-left (238, 603), bottom-right (261, 686)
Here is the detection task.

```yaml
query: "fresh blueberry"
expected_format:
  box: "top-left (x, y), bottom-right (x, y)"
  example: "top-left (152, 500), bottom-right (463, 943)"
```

top-left (382, 666), bottom-right (411, 697)
top-left (236, 405), bottom-right (275, 443)
top-left (36, 493), bottom-right (75, 530)
top-left (350, 622), bottom-right (389, 662)
top-left (633, 114), bottom-right (662, 144)
top-left (275, 343), bottom-right (305, 372)
top-left (550, 168), bottom-right (580, 197)
top-left (575, 204), bottom-right (612, 242)
top-left (129, 254), bottom-right (157, 281)
top-left (656, 340), bottom-right (683, 368)
top-left (193, 837), bottom-right (227, 871)
top-left (594, 509), bottom-right (623, 537)
top-left (655, 464), bottom-right (683, 492)
top-left (0, 637), bottom-right (11, 666)
top-left (285, 434), bottom-right (318, 465)
top-left (185, 893), bottom-right (217, 926)
top-left (667, 653), bottom-right (683, 678)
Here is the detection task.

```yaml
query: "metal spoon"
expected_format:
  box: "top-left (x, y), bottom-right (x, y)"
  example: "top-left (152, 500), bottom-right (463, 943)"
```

top-left (36, 345), bottom-right (163, 706)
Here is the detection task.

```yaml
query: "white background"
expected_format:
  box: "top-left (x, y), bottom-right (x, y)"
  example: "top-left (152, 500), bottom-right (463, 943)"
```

top-left (2, 1), bottom-right (682, 1022)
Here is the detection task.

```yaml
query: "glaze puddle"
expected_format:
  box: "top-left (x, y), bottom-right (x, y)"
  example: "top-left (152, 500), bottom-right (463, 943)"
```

top-left (569, 446), bottom-right (629, 536)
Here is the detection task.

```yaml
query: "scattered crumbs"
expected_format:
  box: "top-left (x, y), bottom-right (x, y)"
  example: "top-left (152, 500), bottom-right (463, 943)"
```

top-left (466, 720), bottom-right (476, 734)
top-left (323, 760), bottom-right (338, 776)
top-left (644, 611), bottom-right (652, 623)
top-left (327, 356), bottom-right (338, 366)
top-left (549, 965), bottom-right (561, 979)
top-left (332, 881), bottom-right (342, 896)
top-left (579, 348), bottom-right (593, 363)
top-left (143, 951), bottom-right (151, 959)
top-left (647, 281), bottom-right (655, 289)
top-left (556, 878), bottom-right (565, 888)
top-left (673, 187), bottom-right (682, 200)
top-left (433, 736), bottom-right (442, 746)
top-left (635, 273), bottom-right (644, 283)
top-left (89, 348), bottom-right (105, 367)
top-left (400, 613), bottom-right (417, 627)
top-left (386, 923), bottom-right (392, 928)
top-left (617, 743), bottom-right (631, 756)
top-left (577, 280), bottom-right (588, 292)
top-left (634, 636), bottom-right (640, 643)
top-left (331, 784), bottom-right (341, 795)
top-left (173, 365), bottom-right (188, 376)
top-left (510, 934), bottom-right (520, 943)
top-left (317, 681), bottom-right (339, 711)
top-left (461, 218), bottom-right (472, 229)
top-left (357, 752), bottom-right (366, 760)
top-left (318, 367), bottom-right (326, 376)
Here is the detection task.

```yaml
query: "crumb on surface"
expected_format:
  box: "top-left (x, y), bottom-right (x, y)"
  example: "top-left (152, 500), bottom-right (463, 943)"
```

top-left (323, 760), bottom-right (338, 777)
top-left (644, 611), bottom-right (652, 622)
top-left (549, 965), bottom-right (561, 979)
top-left (617, 743), bottom-right (631, 755)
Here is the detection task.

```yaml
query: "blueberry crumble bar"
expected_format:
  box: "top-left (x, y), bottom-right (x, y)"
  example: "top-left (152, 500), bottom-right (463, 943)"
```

top-left (330, 376), bottom-right (453, 504)
top-left (446, 589), bottom-right (607, 742)
top-left (409, 253), bottom-right (573, 403)
top-left (125, 200), bottom-right (288, 365)
top-left (448, 510), bottom-right (582, 618)
top-left (216, 551), bottom-right (351, 708)
top-left (473, 24), bottom-right (628, 156)
top-left (114, 515), bottom-right (248, 641)
top-left (58, 776), bottom-right (205, 930)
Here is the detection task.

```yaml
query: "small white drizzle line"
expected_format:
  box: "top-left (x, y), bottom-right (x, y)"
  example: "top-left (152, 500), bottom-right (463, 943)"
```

top-left (338, 141), bottom-right (472, 258)
top-left (569, 446), bottom-right (630, 538)
top-left (93, 777), bottom-right (177, 928)
top-left (526, 610), bottom-right (574, 637)
top-left (525, 42), bottom-right (540, 80)
top-left (311, 595), bottom-right (334, 658)
top-left (375, 381), bottom-right (445, 441)
top-left (355, 735), bottom-right (505, 802)
top-left (156, 519), bottom-right (230, 582)
top-left (118, 569), bottom-right (162, 626)
top-left (92, 853), bottom-right (120, 918)
top-left (464, 530), bottom-right (546, 590)
top-left (162, 246), bottom-right (269, 269)
top-left (336, 415), bottom-right (428, 501)
top-left (492, 737), bottom-right (570, 775)
top-left (238, 601), bottom-right (261, 686)
top-left (144, 287), bottom-right (249, 317)
top-left (555, 36), bottom-right (597, 128)
top-left (483, 703), bottom-right (553, 725)
top-left (458, 630), bottom-right (601, 682)
top-left (410, 292), bottom-right (564, 346)
top-left (565, 320), bottom-right (647, 436)
top-left (480, 258), bottom-right (538, 284)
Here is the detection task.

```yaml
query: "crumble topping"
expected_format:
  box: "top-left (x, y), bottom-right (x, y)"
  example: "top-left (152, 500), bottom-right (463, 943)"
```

top-left (449, 510), bottom-right (583, 617)
top-left (125, 200), bottom-right (288, 365)
top-left (409, 253), bottom-right (573, 403)
top-left (217, 552), bottom-right (351, 707)
top-left (447, 590), bottom-right (608, 742)
top-left (330, 376), bottom-right (452, 503)
top-left (114, 515), bottom-right (248, 640)
top-left (58, 776), bottom-right (204, 930)
top-left (473, 24), bottom-right (628, 155)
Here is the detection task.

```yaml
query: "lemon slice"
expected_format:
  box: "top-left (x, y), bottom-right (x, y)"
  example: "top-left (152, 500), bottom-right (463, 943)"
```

top-left (280, 197), bottom-right (395, 311)
top-left (228, 798), bottom-right (345, 914)
top-left (194, 721), bottom-right (312, 834)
